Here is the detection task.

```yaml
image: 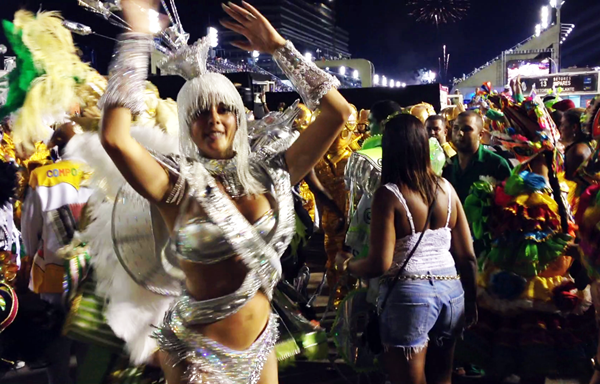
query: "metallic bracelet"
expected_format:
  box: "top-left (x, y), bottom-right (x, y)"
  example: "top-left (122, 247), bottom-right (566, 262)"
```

top-left (98, 32), bottom-right (153, 115)
top-left (165, 172), bottom-right (185, 205)
top-left (273, 40), bottom-right (340, 110)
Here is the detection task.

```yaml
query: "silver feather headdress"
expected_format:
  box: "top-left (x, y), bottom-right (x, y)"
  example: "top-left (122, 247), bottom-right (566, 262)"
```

top-left (77, 1), bottom-right (263, 194)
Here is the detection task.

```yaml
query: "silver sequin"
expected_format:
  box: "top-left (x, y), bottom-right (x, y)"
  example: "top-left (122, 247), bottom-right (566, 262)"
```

top-left (273, 41), bottom-right (340, 110)
top-left (154, 310), bottom-right (279, 384)
top-left (98, 33), bottom-right (153, 115)
top-left (344, 150), bottom-right (382, 198)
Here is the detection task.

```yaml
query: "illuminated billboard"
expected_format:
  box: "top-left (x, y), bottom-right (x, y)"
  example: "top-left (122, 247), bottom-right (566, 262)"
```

top-left (506, 60), bottom-right (550, 82)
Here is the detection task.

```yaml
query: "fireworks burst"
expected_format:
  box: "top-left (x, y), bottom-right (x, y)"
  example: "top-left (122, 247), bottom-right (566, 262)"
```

top-left (409, 0), bottom-right (470, 25)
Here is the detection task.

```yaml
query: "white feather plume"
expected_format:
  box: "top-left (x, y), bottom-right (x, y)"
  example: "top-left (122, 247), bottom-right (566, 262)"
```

top-left (64, 126), bottom-right (180, 364)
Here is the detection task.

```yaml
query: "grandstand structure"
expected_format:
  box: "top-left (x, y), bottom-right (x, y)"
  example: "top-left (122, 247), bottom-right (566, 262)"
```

top-left (451, 22), bottom-right (574, 95)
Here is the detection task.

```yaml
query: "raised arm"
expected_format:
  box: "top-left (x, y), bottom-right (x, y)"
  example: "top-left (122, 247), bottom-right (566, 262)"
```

top-left (220, 2), bottom-right (352, 185)
top-left (285, 91), bottom-right (352, 185)
top-left (100, 0), bottom-right (171, 204)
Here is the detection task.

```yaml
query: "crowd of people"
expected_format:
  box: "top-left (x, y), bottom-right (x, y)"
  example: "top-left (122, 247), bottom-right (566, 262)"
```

top-left (0, 1), bottom-right (600, 384)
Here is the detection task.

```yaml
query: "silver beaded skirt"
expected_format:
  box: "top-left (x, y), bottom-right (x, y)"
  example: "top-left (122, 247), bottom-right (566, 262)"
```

top-left (154, 297), bottom-right (279, 384)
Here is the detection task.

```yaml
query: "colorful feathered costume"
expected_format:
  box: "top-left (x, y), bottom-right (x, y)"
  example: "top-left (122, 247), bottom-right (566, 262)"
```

top-left (574, 99), bottom-right (600, 323)
top-left (459, 92), bottom-right (596, 379)
top-left (0, 10), bottom-right (97, 154)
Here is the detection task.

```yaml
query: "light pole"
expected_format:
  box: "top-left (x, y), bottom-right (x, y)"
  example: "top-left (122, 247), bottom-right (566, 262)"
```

top-left (553, 0), bottom-right (563, 73)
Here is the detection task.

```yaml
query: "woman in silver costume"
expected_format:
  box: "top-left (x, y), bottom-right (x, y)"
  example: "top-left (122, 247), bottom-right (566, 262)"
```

top-left (99, 0), bottom-right (352, 383)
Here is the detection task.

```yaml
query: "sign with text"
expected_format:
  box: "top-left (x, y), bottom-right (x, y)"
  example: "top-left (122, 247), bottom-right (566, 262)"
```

top-left (521, 72), bottom-right (599, 94)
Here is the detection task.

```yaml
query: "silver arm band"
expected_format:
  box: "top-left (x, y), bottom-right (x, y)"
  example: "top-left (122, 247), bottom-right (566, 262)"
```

top-left (273, 40), bottom-right (340, 110)
top-left (98, 33), bottom-right (153, 114)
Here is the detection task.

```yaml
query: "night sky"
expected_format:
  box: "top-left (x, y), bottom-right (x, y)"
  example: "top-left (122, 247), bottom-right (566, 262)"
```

top-left (1, 0), bottom-right (599, 85)
top-left (334, 0), bottom-right (600, 83)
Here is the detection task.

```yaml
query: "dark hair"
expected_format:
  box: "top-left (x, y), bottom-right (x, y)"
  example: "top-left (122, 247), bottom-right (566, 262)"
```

top-left (425, 115), bottom-right (445, 126)
top-left (564, 108), bottom-right (590, 139)
top-left (457, 111), bottom-right (483, 131)
top-left (585, 97), bottom-right (600, 137)
top-left (550, 110), bottom-right (563, 127)
top-left (381, 114), bottom-right (440, 204)
top-left (370, 100), bottom-right (402, 124)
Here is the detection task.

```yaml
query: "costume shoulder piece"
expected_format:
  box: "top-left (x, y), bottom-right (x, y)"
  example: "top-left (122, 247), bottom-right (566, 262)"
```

top-left (345, 148), bottom-right (382, 198)
top-left (249, 100), bottom-right (302, 160)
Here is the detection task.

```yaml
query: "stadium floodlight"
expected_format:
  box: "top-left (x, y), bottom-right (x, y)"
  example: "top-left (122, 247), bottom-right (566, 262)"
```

top-left (305, 52), bottom-right (312, 61)
top-left (535, 24), bottom-right (542, 37)
top-left (374, 74), bottom-right (380, 85)
top-left (541, 6), bottom-right (550, 30)
top-left (208, 27), bottom-right (219, 48)
top-left (353, 70), bottom-right (359, 79)
top-left (339, 66), bottom-right (346, 76)
top-left (252, 50), bottom-right (260, 58)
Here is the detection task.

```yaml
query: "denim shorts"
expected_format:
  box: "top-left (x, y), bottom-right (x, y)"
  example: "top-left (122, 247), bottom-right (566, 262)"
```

top-left (377, 267), bottom-right (465, 357)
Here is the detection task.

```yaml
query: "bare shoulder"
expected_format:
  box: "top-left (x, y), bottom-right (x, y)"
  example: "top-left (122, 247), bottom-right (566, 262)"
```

top-left (373, 184), bottom-right (400, 211)
top-left (440, 177), bottom-right (457, 199)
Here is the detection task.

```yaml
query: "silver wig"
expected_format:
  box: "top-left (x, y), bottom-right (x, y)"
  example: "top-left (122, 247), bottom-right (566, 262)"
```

top-left (176, 72), bottom-right (265, 196)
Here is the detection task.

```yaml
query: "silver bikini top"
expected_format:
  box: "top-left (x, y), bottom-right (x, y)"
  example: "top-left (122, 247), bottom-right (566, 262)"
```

top-left (171, 209), bottom-right (277, 264)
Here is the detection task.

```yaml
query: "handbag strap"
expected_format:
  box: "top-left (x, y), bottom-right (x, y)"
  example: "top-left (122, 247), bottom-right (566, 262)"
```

top-left (379, 184), bottom-right (439, 312)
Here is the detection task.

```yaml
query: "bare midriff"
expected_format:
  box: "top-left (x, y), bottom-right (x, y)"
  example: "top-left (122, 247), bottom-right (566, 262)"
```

top-left (157, 187), bottom-right (275, 352)
top-left (181, 258), bottom-right (272, 351)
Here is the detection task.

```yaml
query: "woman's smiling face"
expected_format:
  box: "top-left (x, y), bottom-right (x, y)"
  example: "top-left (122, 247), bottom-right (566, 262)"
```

top-left (190, 103), bottom-right (238, 159)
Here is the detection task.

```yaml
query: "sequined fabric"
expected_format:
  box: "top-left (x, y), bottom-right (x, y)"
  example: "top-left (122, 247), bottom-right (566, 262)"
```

top-left (155, 310), bottom-right (279, 384)
top-left (344, 150), bottom-right (382, 199)
top-left (273, 41), bottom-right (340, 110)
top-left (157, 36), bottom-right (211, 81)
top-left (171, 209), bottom-right (276, 265)
top-left (98, 33), bottom-right (153, 115)
top-left (198, 156), bottom-right (245, 198)
top-left (172, 271), bottom-right (262, 325)
top-left (147, 150), bottom-right (294, 383)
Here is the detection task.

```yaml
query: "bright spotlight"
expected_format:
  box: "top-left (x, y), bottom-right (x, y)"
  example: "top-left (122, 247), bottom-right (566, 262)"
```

top-left (396, 81), bottom-right (401, 87)
top-left (389, 79), bottom-right (395, 88)
top-left (304, 52), bottom-right (312, 61)
top-left (535, 24), bottom-right (542, 37)
top-left (207, 27), bottom-right (219, 48)
top-left (339, 66), bottom-right (346, 76)
top-left (401, 82), bottom-right (407, 87)
top-left (353, 70), bottom-right (359, 79)
top-left (374, 74), bottom-right (380, 85)
top-left (541, 6), bottom-right (550, 29)
top-left (382, 76), bottom-right (388, 87)
top-left (252, 50), bottom-right (260, 58)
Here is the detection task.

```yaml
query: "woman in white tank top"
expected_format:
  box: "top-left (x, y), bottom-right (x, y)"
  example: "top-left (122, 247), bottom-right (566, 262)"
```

top-left (336, 113), bottom-right (477, 384)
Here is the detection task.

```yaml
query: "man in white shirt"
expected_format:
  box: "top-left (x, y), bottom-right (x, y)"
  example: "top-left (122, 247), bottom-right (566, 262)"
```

top-left (21, 121), bottom-right (92, 384)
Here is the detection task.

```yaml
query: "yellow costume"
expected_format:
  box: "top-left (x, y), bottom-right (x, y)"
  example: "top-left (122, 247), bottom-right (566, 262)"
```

top-left (314, 105), bottom-right (359, 288)
top-left (293, 104), bottom-right (317, 221)
top-left (405, 102), bottom-right (435, 124)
